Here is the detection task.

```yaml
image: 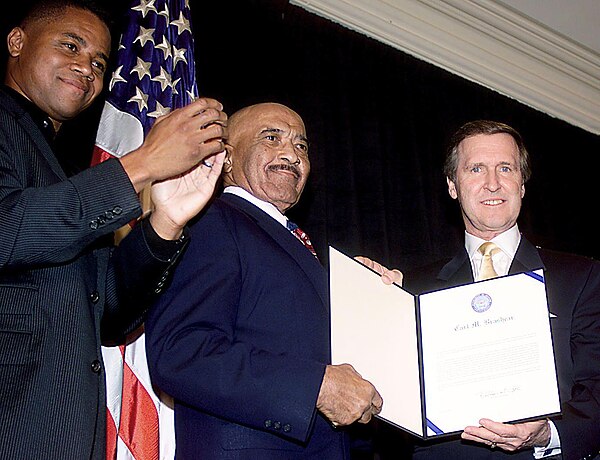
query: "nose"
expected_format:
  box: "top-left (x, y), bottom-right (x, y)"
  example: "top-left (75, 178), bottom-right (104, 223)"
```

top-left (484, 171), bottom-right (501, 192)
top-left (70, 58), bottom-right (94, 81)
top-left (279, 140), bottom-right (301, 165)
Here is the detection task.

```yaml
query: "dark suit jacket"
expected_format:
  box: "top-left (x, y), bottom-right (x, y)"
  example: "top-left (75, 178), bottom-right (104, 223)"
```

top-left (402, 237), bottom-right (600, 460)
top-left (146, 193), bottom-right (349, 459)
top-left (0, 88), bottom-right (183, 459)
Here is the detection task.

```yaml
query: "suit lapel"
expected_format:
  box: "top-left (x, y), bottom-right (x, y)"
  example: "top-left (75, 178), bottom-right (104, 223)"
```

top-left (437, 249), bottom-right (473, 285)
top-left (510, 238), bottom-right (545, 274)
top-left (0, 89), bottom-right (67, 181)
top-left (438, 237), bottom-right (546, 283)
top-left (221, 193), bottom-right (328, 308)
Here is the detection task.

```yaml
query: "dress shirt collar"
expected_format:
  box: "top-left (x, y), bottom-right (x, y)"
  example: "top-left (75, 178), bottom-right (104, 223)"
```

top-left (223, 186), bottom-right (288, 228)
top-left (466, 224), bottom-right (521, 279)
top-left (465, 224), bottom-right (521, 260)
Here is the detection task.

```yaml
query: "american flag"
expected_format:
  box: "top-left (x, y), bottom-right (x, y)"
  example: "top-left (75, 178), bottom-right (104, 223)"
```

top-left (96, 0), bottom-right (198, 458)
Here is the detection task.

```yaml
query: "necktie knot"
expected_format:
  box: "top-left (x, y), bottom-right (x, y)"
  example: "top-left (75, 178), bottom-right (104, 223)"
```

top-left (287, 220), bottom-right (318, 259)
top-left (478, 241), bottom-right (499, 257)
top-left (478, 241), bottom-right (500, 280)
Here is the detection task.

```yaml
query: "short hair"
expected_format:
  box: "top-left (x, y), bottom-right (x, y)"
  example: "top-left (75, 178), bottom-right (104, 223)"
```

top-left (444, 120), bottom-right (532, 184)
top-left (19, 0), bottom-right (112, 31)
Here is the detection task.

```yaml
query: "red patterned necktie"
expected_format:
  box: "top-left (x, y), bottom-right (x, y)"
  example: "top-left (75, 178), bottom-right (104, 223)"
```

top-left (287, 220), bottom-right (318, 258)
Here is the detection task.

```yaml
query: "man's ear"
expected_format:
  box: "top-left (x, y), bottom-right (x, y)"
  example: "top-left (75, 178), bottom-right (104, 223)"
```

top-left (222, 143), bottom-right (233, 175)
top-left (7, 27), bottom-right (25, 58)
top-left (447, 177), bottom-right (458, 200)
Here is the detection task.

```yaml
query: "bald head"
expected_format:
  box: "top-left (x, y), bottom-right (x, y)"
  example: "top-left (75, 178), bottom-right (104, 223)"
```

top-left (224, 103), bottom-right (310, 213)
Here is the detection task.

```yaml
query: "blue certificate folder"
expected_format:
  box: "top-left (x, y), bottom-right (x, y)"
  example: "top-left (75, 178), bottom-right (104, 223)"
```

top-left (328, 246), bottom-right (561, 439)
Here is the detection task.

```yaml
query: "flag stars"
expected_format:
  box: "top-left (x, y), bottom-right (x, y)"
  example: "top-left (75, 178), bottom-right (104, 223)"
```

top-left (172, 46), bottom-right (188, 67)
top-left (134, 25), bottom-right (155, 48)
top-left (147, 101), bottom-right (171, 119)
top-left (155, 37), bottom-right (172, 61)
top-left (152, 67), bottom-right (172, 91)
top-left (186, 89), bottom-right (197, 102)
top-left (157, 3), bottom-right (170, 20)
top-left (132, 0), bottom-right (157, 18)
top-left (109, 65), bottom-right (127, 91)
top-left (131, 57), bottom-right (152, 80)
top-left (170, 11), bottom-right (191, 35)
top-left (171, 78), bottom-right (181, 95)
top-left (128, 87), bottom-right (149, 112)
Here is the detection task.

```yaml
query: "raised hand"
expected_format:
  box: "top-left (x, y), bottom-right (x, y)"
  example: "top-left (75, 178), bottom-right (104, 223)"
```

top-left (120, 97), bottom-right (227, 194)
top-left (149, 151), bottom-right (225, 240)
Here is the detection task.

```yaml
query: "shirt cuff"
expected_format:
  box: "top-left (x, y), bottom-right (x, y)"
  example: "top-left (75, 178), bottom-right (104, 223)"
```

top-left (140, 217), bottom-right (189, 262)
top-left (533, 420), bottom-right (561, 459)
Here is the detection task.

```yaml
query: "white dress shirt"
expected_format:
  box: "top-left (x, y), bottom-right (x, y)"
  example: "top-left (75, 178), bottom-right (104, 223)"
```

top-left (465, 225), bottom-right (560, 458)
top-left (223, 186), bottom-right (289, 229)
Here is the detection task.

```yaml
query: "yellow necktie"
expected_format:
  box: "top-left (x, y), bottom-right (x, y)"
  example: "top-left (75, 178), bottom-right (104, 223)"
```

top-left (478, 242), bottom-right (500, 280)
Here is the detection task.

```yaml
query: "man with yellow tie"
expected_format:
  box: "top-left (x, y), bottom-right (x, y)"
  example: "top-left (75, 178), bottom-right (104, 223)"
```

top-left (382, 120), bottom-right (600, 460)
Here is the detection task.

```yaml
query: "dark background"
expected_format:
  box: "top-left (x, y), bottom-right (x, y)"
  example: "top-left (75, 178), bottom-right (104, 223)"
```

top-left (3, 0), bottom-right (599, 272)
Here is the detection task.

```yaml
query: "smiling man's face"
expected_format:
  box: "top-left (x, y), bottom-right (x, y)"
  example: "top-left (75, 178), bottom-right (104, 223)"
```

top-left (4, 6), bottom-right (110, 131)
top-left (447, 133), bottom-right (525, 240)
top-left (225, 103), bottom-right (310, 213)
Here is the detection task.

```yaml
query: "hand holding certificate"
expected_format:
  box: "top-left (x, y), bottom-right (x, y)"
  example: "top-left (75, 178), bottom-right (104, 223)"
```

top-left (329, 246), bottom-right (560, 438)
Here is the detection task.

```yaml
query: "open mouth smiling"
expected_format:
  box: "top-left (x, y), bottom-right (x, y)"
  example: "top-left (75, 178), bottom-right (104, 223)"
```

top-left (481, 199), bottom-right (505, 205)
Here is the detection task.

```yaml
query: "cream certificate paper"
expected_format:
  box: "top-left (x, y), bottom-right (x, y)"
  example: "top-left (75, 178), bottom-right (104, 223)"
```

top-left (329, 246), bottom-right (560, 438)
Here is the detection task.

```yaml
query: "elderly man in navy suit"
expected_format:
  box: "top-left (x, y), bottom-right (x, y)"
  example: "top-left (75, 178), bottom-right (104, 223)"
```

top-left (146, 102), bottom-right (399, 459)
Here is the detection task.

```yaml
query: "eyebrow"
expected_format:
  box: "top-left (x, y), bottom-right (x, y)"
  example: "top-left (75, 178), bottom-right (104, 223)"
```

top-left (63, 32), bottom-right (109, 62)
top-left (260, 128), bottom-right (309, 144)
top-left (467, 161), bottom-right (515, 169)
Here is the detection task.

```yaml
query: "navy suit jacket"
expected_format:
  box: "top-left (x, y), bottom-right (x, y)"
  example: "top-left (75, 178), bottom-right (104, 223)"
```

top-left (0, 88), bottom-right (184, 459)
top-left (146, 193), bottom-right (349, 459)
top-left (406, 237), bottom-right (600, 460)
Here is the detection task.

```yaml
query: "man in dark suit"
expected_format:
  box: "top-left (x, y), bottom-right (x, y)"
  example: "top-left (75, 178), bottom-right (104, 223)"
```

top-left (396, 120), bottom-right (600, 460)
top-left (0, 0), bottom-right (227, 458)
top-left (146, 102), bottom-right (395, 459)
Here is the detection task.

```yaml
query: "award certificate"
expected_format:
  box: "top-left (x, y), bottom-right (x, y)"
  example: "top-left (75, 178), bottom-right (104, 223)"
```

top-left (329, 246), bottom-right (560, 438)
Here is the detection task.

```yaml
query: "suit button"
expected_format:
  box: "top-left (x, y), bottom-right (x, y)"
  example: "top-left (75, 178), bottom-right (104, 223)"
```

top-left (89, 220), bottom-right (99, 230)
top-left (273, 421), bottom-right (281, 430)
top-left (91, 360), bottom-right (102, 373)
top-left (264, 420), bottom-right (273, 428)
top-left (113, 206), bottom-right (123, 215)
top-left (283, 424), bottom-right (291, 433)
top-left (90, 291), bottom-right (100, 304)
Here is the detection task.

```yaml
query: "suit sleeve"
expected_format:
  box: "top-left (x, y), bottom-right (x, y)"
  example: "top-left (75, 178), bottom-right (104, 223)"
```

top-left (0, 145), bottom-right (141, 268)
top-left (0, 127), bottom-right (188, 341)
top-left (145, 204), bottom-right (327, 444)
top-left (552, 259), bottom-right (600, 460)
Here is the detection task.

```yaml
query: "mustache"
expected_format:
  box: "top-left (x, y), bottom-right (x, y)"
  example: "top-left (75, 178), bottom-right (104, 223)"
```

top-left (267, 163), bottom-right (300, 178)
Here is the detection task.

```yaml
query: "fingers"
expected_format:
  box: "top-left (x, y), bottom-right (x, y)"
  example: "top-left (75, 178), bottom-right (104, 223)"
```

top-left (132, 97), bottom-right (228, 184)
top-left (382, 269), bottom-right (403, 286)
top-left (200, 150), bottom-right (226, 178)
top-left (316, 364), bottom-right (382, 427)
top-left (354, 256), bottom-right (403, 285)
top-left (461, 419), bottom-right (550, 451)
top-left (357, 389), bottom-right (383, 424)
